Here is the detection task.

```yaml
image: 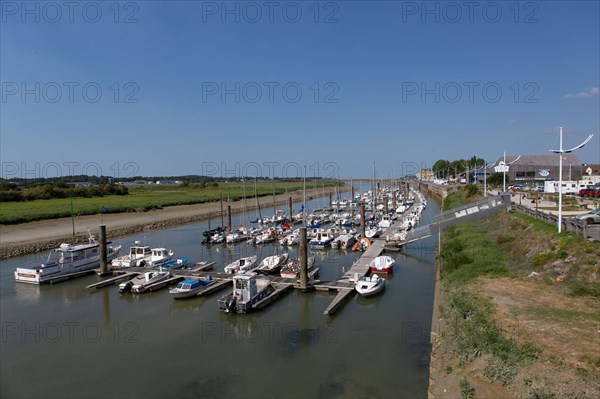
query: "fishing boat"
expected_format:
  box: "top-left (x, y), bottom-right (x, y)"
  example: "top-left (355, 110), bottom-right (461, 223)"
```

top-left (14, 235), bottom-right (121, 284)
top-left (369, 255), bottom-right (395, 273)
top-left (111, 244), bottom-right (173, 268)
top-left (169, 277), bottom-right (215, 299)
top-left (119, 270), bottom-right (171, 294)
top-left (309, 229), bottom-right (335, 248)
top-left (256, 253), bottom-right (289, 274)
top-left (354, 273), bottom-right (385, 297)
top-left (217, 273), bottom-right (273, 313)
top-left (224, 255), bottom-right (258, 274)
top-left (280, 256), bottom-right (316, 279)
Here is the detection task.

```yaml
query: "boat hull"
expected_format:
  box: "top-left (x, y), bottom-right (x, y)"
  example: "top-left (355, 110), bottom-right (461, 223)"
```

top-left (14, 247), bottom-right (120, 284)
top-left (169, 281), bottom-right (215, 299)
top-left (369, 265), bottom-right (393, 273)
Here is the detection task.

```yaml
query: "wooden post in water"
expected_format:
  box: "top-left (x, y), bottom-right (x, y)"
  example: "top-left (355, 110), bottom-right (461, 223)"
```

top-left (99, 225), bottom-right (108, 275)
top-left (227, 204), bottom-right (232, 232)
top-left (288, 196), bottom-right (293, 224)
top-left (299, 227), bottom-right (308, 289)
top-left (220, 192), bottom-right (224, 228)
top-left (360, 204), bottom-right (366, 238)
top-left (329, 192), bottom-right (332, 208)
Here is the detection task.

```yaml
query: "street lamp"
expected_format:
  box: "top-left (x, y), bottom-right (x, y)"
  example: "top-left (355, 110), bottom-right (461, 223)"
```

top-left (549, 127), bottom-right (594, 233)
top-left (495, 152), bottom-right (521, 192)
top-left (480, 160), bottom-right (496, 197)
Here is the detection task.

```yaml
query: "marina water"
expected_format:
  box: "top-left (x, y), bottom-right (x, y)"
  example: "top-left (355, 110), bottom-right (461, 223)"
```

top-left (0, 194), bottom-right (440, 398)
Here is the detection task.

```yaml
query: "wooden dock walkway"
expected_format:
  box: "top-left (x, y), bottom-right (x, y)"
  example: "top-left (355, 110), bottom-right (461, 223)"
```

top-left (254, 282), bottom-right (294, 310)
top-left (319, 193), bottom-right (424, 316)
top-left (85, 272), bottom-right (139, 289)
top-left (323, 288), bottom-right (354, 315)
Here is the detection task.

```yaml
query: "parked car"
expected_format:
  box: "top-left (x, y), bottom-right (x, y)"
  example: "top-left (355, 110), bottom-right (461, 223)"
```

top-left (579, 187), bottom-right (600, 197)
top-left (575, 209), bottom-right (600, 224)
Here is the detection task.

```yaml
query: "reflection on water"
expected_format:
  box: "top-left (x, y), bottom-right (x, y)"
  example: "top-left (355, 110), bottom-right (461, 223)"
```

top-left (1, 193), bottom-right (440, 399)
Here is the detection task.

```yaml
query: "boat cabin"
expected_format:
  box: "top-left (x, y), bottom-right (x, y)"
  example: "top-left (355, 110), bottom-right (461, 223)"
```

top-left (129, 246), bottom-right (151, 258)
top-left (233, 273), bottom-right (259, 304)
top-left (176, 280), bottom-right (201, 291)
top-left (151, 248), bottom-right (171, 263)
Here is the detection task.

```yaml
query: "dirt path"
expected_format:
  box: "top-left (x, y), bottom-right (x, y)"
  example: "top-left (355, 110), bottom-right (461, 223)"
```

top-left (0, 187), bottom-right (345, 258)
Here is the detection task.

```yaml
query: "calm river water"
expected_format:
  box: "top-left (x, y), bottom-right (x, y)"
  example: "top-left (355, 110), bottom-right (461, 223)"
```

top-left (1, 193), bottom-right (440, 398)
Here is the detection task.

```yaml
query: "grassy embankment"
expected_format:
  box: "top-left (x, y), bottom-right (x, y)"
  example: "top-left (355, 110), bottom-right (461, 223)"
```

top-left (0, 180), bottom-right (341, 224)
top-left (437, 188), bottom-right (600, 398)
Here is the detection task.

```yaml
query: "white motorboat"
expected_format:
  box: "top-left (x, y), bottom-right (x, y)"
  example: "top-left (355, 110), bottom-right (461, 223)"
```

top-left (169, 277), bottom-right (215, 299)
top-left (369, 255), bottom-right (395, 273)
top-left (309, 229), bottom-right (336, 248)
top-left (14, 235), bottom-right (121, 284)
top-left (331, 233), bottom-right (357, 249)
top-left (224, 255), bottom-right (258, 274)
top-left (354, 273), bottom-right (385, 297)
top-left (217, 273), bottom-right (273, 313)
top-left (365, 226), bottom-right (383, 239)
top-left (378, 214), bottom-right (393, 228)
top-left (111, 243), bottom-right (173, 268)
top-left (119, 270), bottom-right (171, 294)
top-left (256, 253), bottom-right (289, 274)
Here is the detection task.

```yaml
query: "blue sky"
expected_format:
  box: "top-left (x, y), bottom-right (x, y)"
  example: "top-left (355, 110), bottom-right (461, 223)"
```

top-left (1, 0), bottom-right (599, 179)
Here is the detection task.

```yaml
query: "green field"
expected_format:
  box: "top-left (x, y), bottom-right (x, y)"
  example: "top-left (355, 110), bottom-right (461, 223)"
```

top-left (0, 180), bottom-right (341, 224)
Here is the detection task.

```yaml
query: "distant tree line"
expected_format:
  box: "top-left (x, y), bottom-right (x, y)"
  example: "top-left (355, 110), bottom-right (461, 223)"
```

top-left (0, 174), bottom-right (327, 188)
top-left (432, 156), bottom-right (486, 179)
top-left (0, 182), bottom-right (128, 202)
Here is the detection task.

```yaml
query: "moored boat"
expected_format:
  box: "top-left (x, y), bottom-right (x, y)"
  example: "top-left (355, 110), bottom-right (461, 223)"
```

top-left (169, 277), bottom-right (215, 299)
top-left (111, 244), bottom-right (173, 268)
top-left (369, 255), bottom-right (395, 273)
top-left (280, 256), bottom-right (316, 279)
top-left (331, 233), bottom-right (357, 249)
top-left (161, 257), bottom-right (189, 270)
top-left (352, 237), bottom-right (371, 252)
top-left (354, 273), bottom-right (385, 297)
top-left (224, 255), bottom-right (258, 274)
top-left (256, 253), bottom-right (289, 274)
top-left (217, 273), bottom-right (272, 313)
top-left (14, 235), bottom-right (121, 284)
top-left (119, 270), bottom-right (171, 294)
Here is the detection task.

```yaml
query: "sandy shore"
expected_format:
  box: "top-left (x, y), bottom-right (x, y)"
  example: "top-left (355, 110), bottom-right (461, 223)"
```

top-left (0, 187), bottom-right (346, 258)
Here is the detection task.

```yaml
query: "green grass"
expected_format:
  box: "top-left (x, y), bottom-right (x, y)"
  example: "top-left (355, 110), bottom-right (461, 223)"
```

top-left (440, 223), bottom-right (510, 284)
top-left (442, 192), bottom-right (466, 211)
top-left (440, 222), bottom-right (539, 386)
top-left (0, 180), bottom-right (341, 224)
